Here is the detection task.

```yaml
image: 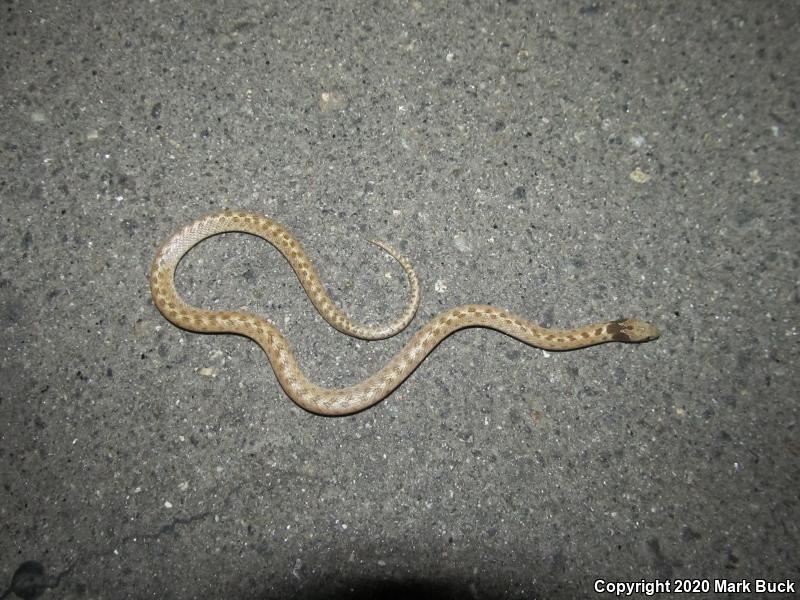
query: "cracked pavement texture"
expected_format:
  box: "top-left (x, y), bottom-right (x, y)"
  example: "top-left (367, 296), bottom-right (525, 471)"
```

top-left (1, 1), bottom-right (798, 598)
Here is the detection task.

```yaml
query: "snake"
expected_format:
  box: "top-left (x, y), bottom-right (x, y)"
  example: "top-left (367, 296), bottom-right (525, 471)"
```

top-left (150, 210), bottom-right (660, 416)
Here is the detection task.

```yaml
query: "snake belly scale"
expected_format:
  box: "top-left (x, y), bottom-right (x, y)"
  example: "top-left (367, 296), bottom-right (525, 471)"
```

top-left (150, 210), bottom-right (660, 416)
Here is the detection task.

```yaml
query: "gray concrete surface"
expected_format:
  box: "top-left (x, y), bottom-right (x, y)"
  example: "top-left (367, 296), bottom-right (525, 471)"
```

top-left (1, 1), bottom-right (798, 598)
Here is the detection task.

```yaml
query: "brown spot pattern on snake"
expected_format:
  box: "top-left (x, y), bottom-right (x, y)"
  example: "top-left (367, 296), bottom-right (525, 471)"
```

top-left (150, 211), bottom-right (659, 415)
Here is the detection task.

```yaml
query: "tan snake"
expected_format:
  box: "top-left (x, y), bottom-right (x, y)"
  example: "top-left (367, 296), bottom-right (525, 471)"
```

top-left (150, 210), bottom-right (660, 415)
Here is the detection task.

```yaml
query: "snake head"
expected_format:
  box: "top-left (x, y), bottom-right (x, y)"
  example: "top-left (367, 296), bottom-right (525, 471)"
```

top-left (607, 318), bottom-right (661, 343)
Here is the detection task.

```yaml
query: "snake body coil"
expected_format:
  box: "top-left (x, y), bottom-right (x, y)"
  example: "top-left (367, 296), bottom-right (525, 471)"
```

top-left (150, 210), bottom-right (660, 415)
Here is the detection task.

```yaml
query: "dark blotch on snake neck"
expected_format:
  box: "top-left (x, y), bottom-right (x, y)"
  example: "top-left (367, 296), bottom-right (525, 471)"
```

top-left (606, 319), bottom-right (632, 342)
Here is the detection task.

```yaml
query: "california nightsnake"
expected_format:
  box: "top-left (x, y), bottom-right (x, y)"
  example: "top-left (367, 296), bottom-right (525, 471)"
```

top-left (150, 210), bottom-right (660, 415)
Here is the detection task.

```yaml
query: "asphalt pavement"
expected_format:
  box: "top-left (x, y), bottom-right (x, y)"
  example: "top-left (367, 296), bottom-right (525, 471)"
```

top-left (1, 1), bottom-right (798, 598)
